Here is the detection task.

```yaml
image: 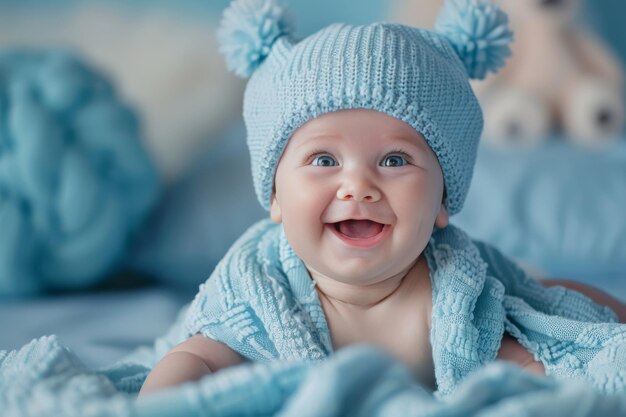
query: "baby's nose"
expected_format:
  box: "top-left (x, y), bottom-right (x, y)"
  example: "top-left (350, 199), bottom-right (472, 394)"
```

top-left (336, 177), bottom-right (382, 202)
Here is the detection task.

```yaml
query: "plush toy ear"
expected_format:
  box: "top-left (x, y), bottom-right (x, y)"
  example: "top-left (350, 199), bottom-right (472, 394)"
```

top-left (434, 0), bottom-right (513, 80)
top-left (217, 0), bottom-right (294, 79)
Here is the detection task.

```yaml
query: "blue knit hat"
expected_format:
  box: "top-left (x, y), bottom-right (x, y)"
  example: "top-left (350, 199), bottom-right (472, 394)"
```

top-left (218, 0), bottom-right (513, 215)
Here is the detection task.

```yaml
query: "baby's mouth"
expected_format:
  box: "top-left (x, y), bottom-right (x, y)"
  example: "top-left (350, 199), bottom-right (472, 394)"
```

top-left (332, 220), bottom-right (385, 239)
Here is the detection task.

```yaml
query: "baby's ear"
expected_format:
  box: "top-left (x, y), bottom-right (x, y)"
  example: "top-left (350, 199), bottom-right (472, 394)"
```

top-left (434, 203), bottom-right (449, 229)
top-left (270, 192), bottom-right (282, 224)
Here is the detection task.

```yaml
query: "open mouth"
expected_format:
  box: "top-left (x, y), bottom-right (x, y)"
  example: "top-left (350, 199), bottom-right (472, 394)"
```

top-left (332, 220), bottom-right (384, 239)
top-left (327, 219), bottom-right (389, 248)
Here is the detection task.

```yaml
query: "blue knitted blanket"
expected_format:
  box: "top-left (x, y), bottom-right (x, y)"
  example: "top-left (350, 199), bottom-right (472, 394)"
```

top-left (3, 334), bottom-right (626, 417)
top-left (3, 219), bottom-right (626, 416)
top-left (183, 219), bottom-right (626, 396)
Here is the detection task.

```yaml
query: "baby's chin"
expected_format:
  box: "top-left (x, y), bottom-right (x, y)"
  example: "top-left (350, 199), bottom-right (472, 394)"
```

top-left (304, 260), bottom-right (416, 287)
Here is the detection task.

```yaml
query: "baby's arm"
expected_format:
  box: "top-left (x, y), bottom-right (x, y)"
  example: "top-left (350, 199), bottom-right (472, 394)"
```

top-left (137, 334), bottom-right (246, 397)
top-left (542, 279), bottom-right (626, 323)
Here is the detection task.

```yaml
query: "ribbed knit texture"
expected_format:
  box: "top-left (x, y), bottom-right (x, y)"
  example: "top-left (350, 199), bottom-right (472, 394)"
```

top-left (184, 219), bottom-right (626, 396)
top-left (243, 24), bottom-right (483, 215)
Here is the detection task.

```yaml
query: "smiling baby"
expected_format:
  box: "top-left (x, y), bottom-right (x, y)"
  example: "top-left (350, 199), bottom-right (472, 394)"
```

top-left (139, 0), bottom-right (626, 398)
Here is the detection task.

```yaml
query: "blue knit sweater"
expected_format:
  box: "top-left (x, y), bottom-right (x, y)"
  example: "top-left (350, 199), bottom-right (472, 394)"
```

top-left (183, 219), bottom-right (626, 395)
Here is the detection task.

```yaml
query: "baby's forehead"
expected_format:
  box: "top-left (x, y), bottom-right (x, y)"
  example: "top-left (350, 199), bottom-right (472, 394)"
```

top-left (289, 109), bottom-right (431, 151)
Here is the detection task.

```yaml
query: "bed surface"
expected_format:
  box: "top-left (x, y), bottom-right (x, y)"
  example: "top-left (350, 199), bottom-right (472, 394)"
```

top-left (0, 286), bottom-right (190, 368)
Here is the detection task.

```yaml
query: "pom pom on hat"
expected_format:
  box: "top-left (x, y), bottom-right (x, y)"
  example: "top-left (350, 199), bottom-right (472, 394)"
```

top-left (435, 0), bottom-right (513, 80)
top-left (218, 0), bottom-right (293, 78)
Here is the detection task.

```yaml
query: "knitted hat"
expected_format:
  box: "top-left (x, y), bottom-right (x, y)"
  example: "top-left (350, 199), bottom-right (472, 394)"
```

top-left (218, 0), bottom-right (513, 215)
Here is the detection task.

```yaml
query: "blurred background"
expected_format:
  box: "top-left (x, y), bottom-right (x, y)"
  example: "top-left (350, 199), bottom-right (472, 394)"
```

top-left (0, 0), bottom-right (624, 368)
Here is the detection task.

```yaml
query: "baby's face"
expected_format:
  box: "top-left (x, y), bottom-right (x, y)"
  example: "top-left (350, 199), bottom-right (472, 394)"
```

top-left (271, 109), bottom-right (448, 286)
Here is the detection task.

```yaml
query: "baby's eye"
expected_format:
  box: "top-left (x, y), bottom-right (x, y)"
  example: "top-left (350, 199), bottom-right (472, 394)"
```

top-left (381, 155), bottom-right (407, 167)
top-left (311, 155), bottom-right (337, 167)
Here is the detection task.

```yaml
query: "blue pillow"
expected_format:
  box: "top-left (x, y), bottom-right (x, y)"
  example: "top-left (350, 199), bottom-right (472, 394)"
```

top-left (454, 139), bottom-right (626, 292)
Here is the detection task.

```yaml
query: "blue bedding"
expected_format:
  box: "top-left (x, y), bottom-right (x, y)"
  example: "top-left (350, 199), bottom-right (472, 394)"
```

top-left (0, 287), bottom-right (189, 368)
top-left (2, 306), bottom-right (626, 417)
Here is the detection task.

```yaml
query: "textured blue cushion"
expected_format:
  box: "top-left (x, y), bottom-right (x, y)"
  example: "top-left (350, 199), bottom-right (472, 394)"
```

top-left (0, 50), bottom-right (159, 297)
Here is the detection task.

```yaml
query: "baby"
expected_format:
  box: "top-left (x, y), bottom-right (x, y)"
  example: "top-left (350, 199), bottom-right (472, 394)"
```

top-left (139, 0), bottom-right (626, 397)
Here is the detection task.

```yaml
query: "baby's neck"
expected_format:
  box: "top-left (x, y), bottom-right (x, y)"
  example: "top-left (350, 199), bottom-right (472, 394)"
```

top-left (309, 257), bottom-right (421, 308)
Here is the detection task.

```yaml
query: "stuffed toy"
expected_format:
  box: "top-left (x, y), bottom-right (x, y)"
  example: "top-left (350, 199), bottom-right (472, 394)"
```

top-left (473, 0), bottom-right (625, 146)
top-left (390, 0), bottom-right (625, 146)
